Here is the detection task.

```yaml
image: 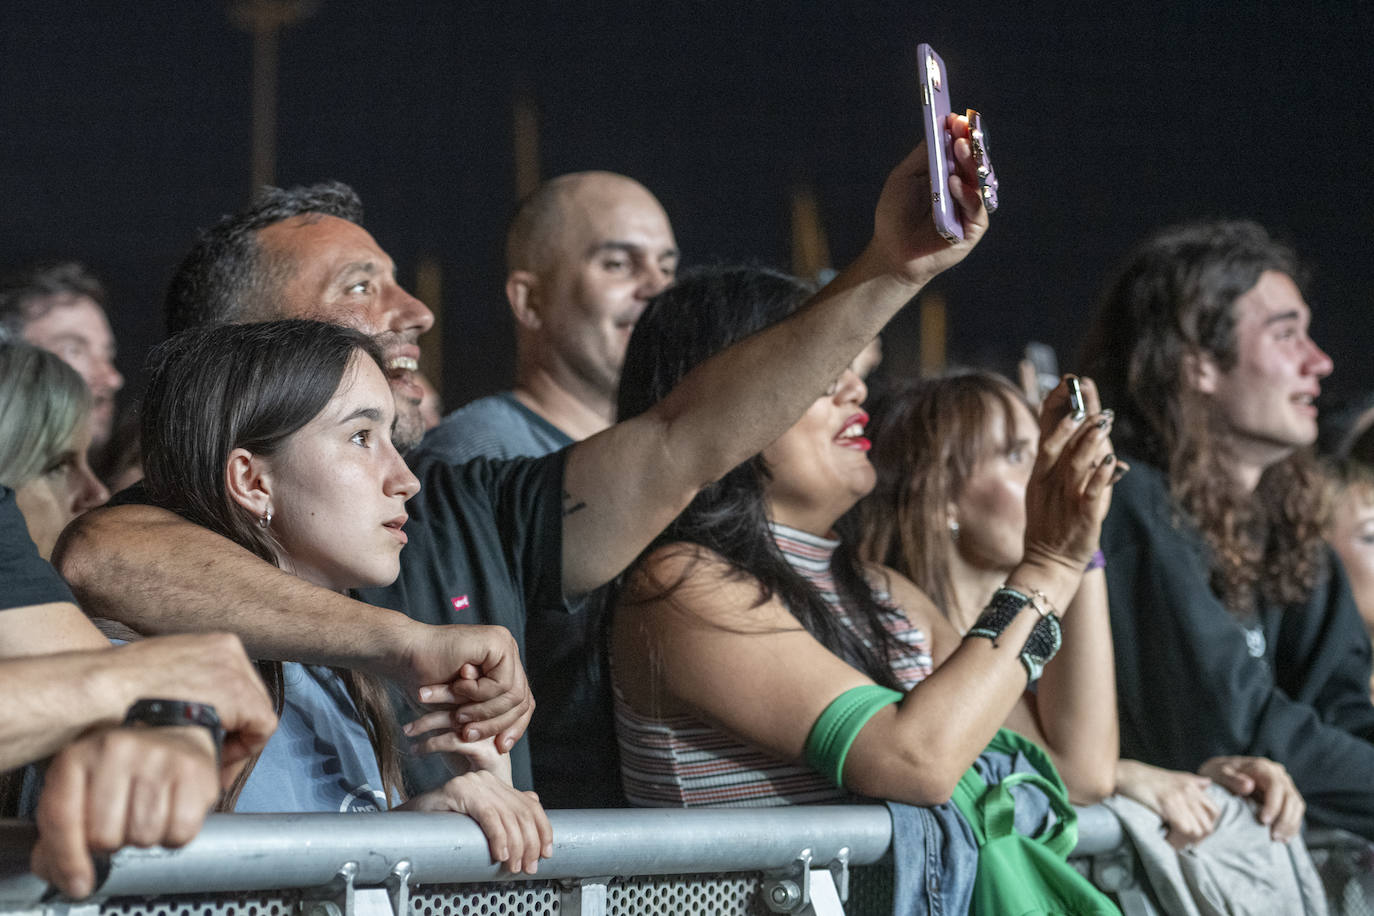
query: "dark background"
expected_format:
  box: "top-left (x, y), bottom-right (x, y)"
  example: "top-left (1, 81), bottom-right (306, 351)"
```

top-left (4, 1), bottom-right (1372, 412)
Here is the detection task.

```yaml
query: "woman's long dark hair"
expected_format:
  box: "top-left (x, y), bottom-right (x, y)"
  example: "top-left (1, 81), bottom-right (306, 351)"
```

top-left (141, 319), bottom-right (405, 809)
top-left (616, 265), bottom-right (911, 691)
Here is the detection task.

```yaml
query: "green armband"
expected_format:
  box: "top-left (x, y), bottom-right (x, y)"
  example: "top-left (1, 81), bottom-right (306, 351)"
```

top-left (804, 685), bottom-right (904, 787)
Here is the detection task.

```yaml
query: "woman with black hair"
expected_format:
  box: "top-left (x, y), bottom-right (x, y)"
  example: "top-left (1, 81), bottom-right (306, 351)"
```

top-left (140, 319), bottom-right (550, 874)
top-left (609, 266), bottom-right (1119, 810)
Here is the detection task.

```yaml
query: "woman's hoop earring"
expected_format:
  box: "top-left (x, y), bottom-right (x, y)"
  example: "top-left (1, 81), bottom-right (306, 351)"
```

top-left (259, 509), bottom-right (273, 529)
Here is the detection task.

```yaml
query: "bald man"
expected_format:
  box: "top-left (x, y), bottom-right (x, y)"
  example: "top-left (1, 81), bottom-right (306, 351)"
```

top-left (413, 172), bottom-right (677, 807)
top-left (420, 172), bottom-right (678, 463)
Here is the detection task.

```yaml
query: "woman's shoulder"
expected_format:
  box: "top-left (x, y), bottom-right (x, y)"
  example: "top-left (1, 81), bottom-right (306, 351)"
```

top-left (860, 561), bottom-right (942, 625)
top-left (622, 541), bottom-right (795, 633)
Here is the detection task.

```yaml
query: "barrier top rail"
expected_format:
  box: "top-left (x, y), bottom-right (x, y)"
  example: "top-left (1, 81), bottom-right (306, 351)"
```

top-left (0, 806), bottom-right (895, 907)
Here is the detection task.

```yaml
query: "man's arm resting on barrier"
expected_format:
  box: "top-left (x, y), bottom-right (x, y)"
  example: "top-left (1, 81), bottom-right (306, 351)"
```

top-left (0, 633), bottom-right (276, 774)
top-left (53, 506), bottom-right (533, 747)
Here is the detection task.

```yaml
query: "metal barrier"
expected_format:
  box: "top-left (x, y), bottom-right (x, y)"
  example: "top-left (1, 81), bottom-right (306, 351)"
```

top-left (0, 805), bottom-right (1146, 916)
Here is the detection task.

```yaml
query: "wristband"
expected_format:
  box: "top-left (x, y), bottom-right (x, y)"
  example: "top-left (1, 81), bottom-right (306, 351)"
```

top-left (967, 587), bottom-right (1033, 646)
top-left (804, 685), bottom-right (903, 787)
top-left (123, 699), bottom-right (225, 761)
top-left (1085, 549), bottom-right (1106, 573)
top-left (1019, 614), bottom-right (1063, 683)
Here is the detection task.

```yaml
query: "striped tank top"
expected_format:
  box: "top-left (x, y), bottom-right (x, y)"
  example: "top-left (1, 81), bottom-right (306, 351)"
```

top-left (614, 522), bottom-right (934, 807)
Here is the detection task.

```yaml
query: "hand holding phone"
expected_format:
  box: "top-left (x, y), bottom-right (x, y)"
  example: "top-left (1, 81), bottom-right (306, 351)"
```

top-left (917, 43), bottom-right (961, 242)
top-left (917, 44), bottom-right (999, 241)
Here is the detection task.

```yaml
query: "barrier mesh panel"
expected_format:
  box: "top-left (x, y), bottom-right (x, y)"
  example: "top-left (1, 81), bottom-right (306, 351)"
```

top-left (411, 884), bottom-right (558, 916)
top-left (91, 874), bottom-right (773, 916)
top-left (606, 873), bottom-right (758, 914)
top-left (102, 892), bottom-right (301, 916)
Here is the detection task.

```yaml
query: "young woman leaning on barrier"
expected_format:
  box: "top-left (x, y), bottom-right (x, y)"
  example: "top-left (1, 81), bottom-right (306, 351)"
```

top-left (608, 266), bottom-right (1117, 810)
top-left (856, 372), bottom-right (1308, 848)
top-left (140, 319), bottom-right (550, 874)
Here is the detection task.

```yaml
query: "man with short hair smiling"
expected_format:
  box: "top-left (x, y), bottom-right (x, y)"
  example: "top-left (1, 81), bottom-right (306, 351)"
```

top-left (57, 125), bottom-right (991, 794)
top-left (1083, 220), bottom-right (1374, 840)
top-left (0, 262), bottom-right (125, 450)
top-left (422, 171), bottom-right (677, 460)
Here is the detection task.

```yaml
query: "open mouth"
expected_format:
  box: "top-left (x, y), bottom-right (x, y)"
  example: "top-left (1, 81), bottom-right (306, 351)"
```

top-left (835, 412), bottom-right (872, 451)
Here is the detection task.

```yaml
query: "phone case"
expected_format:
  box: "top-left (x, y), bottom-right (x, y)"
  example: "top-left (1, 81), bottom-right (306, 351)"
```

top-left (917, 43), bottom-right (961, 241)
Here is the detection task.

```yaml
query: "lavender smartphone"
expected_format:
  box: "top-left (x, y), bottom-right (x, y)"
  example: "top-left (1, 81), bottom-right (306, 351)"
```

top-left (917, 43), bottom-right (961, 241)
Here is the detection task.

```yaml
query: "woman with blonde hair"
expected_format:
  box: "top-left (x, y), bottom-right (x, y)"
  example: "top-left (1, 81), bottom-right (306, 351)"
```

top-left (0, 339), bottom-right (108, 559)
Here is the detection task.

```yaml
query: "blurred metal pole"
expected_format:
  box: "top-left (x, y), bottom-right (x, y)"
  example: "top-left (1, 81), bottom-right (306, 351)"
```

top-left (790, 183), bottom-right (832, 284)
top-left (228, 1), bottom-right (318, 195)
top-left (513, 88), bottom-right (540, 200)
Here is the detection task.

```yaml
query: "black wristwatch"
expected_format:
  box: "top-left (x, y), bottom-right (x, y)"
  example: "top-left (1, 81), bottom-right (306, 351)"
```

top-left (123, 699), bottom-right (225, 760)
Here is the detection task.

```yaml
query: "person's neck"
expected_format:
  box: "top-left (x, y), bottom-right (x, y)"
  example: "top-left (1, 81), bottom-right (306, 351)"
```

top-left (512, 365), bottom-right (614, 442)
top-left (946, 552), bottom-right (1009, 635)
top-left (1219, 436), bottom-right (1295, 495)
top-left (767, 501), bottom-right (845, 541)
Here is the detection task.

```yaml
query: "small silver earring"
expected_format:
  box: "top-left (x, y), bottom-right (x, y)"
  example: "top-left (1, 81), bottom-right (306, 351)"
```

top-left (259, 509), bottom-right (272, 529)
top-left (948, 519), bottom-right (959, 541)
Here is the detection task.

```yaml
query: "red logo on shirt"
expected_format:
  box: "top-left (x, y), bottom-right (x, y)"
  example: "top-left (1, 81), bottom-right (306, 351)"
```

top-left (451, 595), bottom-right (470, 611)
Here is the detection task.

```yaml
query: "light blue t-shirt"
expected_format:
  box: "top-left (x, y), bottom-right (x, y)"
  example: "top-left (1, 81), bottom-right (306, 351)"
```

top-left (235, 663), bottom-right (390, 812)
top-left (415, 392), bottom-right (573, 465)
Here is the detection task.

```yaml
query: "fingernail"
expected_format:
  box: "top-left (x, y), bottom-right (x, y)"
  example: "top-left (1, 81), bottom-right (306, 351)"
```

top-left (455, 713), bottom-right (471, 725)
top-left (418, 687), bottom-right (433, 702)
top-left (464, 727), bottom-right (480, 742)
top-left (543, 843), bottom-right (554, 858)
top-left (1071, 410), bottom-right (1087, 423)
top-left (1101, 453), bottom-right (1116, 468)
top-left (1110, 465), bottom-right (1128, 483)
top-left (402, 723), bottom-right (415, 736)
top-left (1095, 413), bottom-right (1113, 430)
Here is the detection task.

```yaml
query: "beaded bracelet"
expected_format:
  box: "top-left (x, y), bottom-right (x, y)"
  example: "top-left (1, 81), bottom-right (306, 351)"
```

top-left (966, 587), bottom-right (1064, 683)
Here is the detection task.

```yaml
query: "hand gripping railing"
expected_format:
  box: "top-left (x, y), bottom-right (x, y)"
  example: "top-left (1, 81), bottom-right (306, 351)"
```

top-left (0, 803), bottom-right (1139, 916)
top-left (0, 806), bottom-right (896, 916)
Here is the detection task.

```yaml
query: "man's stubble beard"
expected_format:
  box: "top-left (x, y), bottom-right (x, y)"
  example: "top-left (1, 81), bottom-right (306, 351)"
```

top-left (392, 397), bottom-right (424, 454)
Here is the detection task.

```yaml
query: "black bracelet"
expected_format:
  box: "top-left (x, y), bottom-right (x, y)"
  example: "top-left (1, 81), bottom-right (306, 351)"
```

top-left (1019, 614), bottom-right (1063, 683)
top-left (966, 587), bottom-right (1064, 683)
top-left (967, 587), bottom-right (1033, 647)
top-left (123, 699), bottom-right (225, 761)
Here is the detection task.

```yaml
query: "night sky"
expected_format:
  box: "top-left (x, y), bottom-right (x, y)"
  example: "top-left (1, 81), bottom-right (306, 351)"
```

top-left (4, 1), bottom-right (1372, 413)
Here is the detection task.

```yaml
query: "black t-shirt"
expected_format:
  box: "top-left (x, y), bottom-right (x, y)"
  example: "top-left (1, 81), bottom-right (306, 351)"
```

top-left (356, 451), bottom-right (567, 792)
top-left (0, 485), bottom-right (76, 610)
top-left (1104, 459), bottom-right (1374, 840)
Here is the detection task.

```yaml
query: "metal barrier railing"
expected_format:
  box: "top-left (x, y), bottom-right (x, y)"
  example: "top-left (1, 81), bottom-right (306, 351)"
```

top-left (0, 804), bottom-right (1142, 916)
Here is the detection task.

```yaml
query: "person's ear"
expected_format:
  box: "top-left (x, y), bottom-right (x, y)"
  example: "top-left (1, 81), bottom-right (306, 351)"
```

top-left (1183, 349), bottom-right (1221, 395)
top-left (225, 447), bottom-right (274, 522)
top-left (506, 270), bottom-right (542, 331)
